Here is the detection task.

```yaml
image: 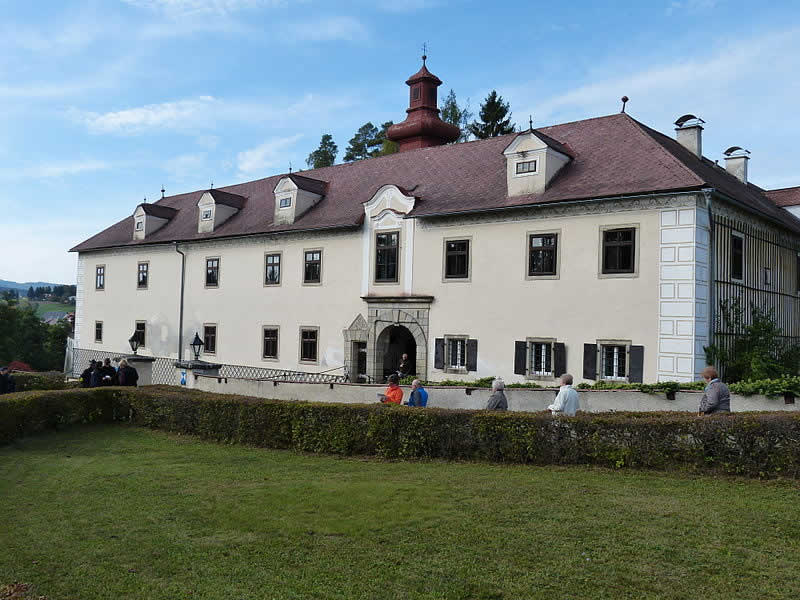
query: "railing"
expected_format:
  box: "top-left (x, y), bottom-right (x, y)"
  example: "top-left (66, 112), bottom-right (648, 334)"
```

top-left (69, 347), bottom-right (372, 386)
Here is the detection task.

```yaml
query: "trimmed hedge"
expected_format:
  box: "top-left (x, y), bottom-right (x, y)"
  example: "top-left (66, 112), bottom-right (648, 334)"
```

top-left (3, 386), bottom-right (800, 478)
top-left (11, 371), bottom-right (78, 392)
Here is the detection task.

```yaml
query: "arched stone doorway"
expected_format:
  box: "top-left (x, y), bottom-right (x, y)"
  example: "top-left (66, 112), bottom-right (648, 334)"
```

top-left (376, 324), bottom-right (417, 380)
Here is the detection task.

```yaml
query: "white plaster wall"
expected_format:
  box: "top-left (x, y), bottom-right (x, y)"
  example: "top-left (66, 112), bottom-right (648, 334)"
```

top-left (414, 208), bottom-right (662, 383)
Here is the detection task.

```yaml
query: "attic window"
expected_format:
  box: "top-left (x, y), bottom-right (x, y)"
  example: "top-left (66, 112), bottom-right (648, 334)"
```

top-left (516, 160), bottom-right (538, 175)
top-left (201, 208), bottom-right (213, 221)
top-left (279, 197), bottom-right (292, 209)
top-left (135, 220), bottom-right (144, 231)
top-left (412, 86), bottom-right (420, 100)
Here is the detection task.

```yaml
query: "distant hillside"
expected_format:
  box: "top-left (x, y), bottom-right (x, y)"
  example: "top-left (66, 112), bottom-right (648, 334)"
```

top-left (0, 279), bottom-right (72, 292)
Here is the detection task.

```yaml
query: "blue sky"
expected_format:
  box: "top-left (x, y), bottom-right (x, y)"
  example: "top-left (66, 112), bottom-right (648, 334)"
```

top-left (2, 0), bottom-right (799, 283)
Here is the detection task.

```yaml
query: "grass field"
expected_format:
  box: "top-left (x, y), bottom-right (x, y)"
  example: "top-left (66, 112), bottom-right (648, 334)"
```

top-left (1, 426), bottom-right (799, 599)
top-left (17, 297), bottom-right (74, 318)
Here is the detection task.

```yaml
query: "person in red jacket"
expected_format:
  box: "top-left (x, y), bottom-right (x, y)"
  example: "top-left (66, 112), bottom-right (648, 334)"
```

top-left (377, 374), bottom-right (403, 404)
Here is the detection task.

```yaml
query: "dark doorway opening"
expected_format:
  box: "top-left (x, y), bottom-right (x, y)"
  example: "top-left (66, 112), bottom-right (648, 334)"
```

top-left (379, 325), bottom-right (416, 380)
top-left (353, 341), bottom-right (367, 383)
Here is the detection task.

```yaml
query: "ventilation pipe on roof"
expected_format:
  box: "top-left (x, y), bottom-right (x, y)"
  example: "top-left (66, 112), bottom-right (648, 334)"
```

top-left (674, 114), bottom-right (705, 157)
top-left (723, 146), bottom-right (750, 184)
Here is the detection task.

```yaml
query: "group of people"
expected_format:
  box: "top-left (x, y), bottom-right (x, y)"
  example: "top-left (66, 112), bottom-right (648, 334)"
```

top-left (0, 366), bottom-right (16, 394)
top-left (80, 358), bottom-right (139, 388)
top-left (376, 365), bottom-right (730, 416)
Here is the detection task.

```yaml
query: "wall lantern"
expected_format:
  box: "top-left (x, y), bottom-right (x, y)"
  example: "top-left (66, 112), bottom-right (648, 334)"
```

top-left (190, 332), bottom-right (204, 361)
top-left (128, 332), bottom-right (140, 355)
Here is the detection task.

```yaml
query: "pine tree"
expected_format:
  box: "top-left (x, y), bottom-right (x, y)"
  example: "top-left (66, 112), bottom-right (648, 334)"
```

top-left (374, 121), bottom-right (398, 156)
top-left (344, 122), bottom-right (379, 161)
top-left (468, 90), bottom-right (515, 139)
top-left (306, 134), bottom-right (338, 169)
top-left (440, 89), bottom-right (473, 143)
top-left (27, 286), bottom-right (34, 299)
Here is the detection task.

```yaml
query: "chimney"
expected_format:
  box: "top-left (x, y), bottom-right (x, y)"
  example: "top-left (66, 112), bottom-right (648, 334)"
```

top-left (723, 146), bottom-right (750, 184)
top-left (674, 114), bottom-right (705, 157)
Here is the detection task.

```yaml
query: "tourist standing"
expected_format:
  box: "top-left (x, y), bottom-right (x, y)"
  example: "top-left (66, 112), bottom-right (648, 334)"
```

top-left (118, 359), bottom-right (139, 387)
top-left (80, 361), bottom-right (95, 387)
top-left (548, 373), bottom-right (580, 416)
top-left (100, 358), bottom-right (117, 386)
top-left (486, 378), bottom-right (508, 411)
top-left (407, 379), bottom-right (428, 407)
top-left (398, 353), bottom-right (412, 378)
top-left (698, 366), bottom-right (731, 415)
top-left (378, 374), bottom-right (403, 404)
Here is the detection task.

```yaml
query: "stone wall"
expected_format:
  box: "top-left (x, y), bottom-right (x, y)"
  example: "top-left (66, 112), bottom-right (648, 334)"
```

top-left (178, 370), bottom-right (798, 413)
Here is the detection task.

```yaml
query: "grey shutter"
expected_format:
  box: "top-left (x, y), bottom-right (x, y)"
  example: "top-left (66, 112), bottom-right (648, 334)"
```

top-left (513, 341), bottom-right (527, 375)
top-left (629, 345), bottom-right (644, 383)
top-left (583, 343), bottom-right (597, 380)
top-left (466, 339), bottom-right (478, 372)
top-left (553, 342), bottom-right (566, 377)
top-left (434, 338), bottom-right (445, 370)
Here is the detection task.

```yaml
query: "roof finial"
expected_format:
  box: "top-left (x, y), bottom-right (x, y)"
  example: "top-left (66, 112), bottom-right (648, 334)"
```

top-left (621, 95), bottom-right (629, 113)
top-left (161, 185), bottom-right (165, 199)
top-left (422, 42), bottom-right (427, 66)
top-left (288, 161), bottom-right (292, 174)
top-left (210, 180), bottom-right (213, 189)
top-left (143, 196), bottom-right (147, 203)
top-left (529, 115), bottom-right (533, 130)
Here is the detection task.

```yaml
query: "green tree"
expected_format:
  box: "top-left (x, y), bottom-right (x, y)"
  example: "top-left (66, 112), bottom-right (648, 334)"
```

top-left (27, 286), bottom-right (34, 299)
top-left (343, 122), bottom-right (397, 161)
top-left (374, 121), bottom-right (398, 156)
top-left (306, 134), bottom-right (338, 169)
top-left (468, 90), bottom-right (515, 139)
top-left (704, 298), bottom-right (800, 382)
top-left (441, 89), bottom-right (473, 143)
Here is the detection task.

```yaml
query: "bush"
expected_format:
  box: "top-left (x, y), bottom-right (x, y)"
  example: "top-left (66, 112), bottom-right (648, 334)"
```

top-left (11, 371), bottom-right (78, 392)
top-left (729, 376), bottom-right (800, 397)
top-left (5, 386), bottom-right (800, 478)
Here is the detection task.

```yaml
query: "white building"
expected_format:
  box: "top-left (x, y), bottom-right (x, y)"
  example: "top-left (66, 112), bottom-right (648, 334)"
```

top-left (71, 62), bottom-right (800, 385)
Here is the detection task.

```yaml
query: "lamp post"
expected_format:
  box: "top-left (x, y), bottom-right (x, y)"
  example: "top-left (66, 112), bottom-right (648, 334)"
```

top-left (128, 332), bottom-right (140, 355)
top-left (190, 332), bottom-right (204, 361)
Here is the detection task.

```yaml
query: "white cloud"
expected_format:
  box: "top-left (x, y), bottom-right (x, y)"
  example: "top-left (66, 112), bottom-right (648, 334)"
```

top-left (77, 92), bottom-right (358, 135)
top-left (237, 134), bottom-right (303, 175)
top-left (0, 160), bottom-right (111, 180)
top-left (123, 0), bottom-right (288, 16)
top-left (285, 16), bottom-right (368, 42)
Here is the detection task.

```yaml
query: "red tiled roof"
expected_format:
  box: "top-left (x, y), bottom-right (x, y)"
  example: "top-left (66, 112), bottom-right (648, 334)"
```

top-left (765, 186), bottom-right (800, 207)
top-left (288, 173), bottom-right (328, 196)
top-left (208, 189), bottom-right (246, 209)
top-left (71, 113), bottom-right (800, 253)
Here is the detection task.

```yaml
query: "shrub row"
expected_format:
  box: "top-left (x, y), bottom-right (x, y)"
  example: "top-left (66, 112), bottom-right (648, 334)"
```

top-left (10, 371), bottom-right (79, 392)
top-left (3, 386), bottom-right (799, 478)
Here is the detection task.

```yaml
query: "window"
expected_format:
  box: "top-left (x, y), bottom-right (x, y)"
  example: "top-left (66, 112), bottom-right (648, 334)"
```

top-left (447, 337), bottom-right (467, 370)
top-left (375, 232), bottom-right (399, 283)
top-left (528, 233), bottom-right (558, 277)
top-left (279, 197), bottom-right (292, 208)
top-left (263, 327), bottom-right (279, 360)
top-left (515, 159), bottom-right (538, 175)
top-left (731, 233), bottom-right (744, 281)
top-left (601, 344), bottom-right (627, 380)
top-left (135, 321), bottom-right (146, 348)
top-left (95, 265), bottom-right (105, 290)
top-left (137, 262), bottom-right (149, 289)
top-left (265, 253), bottom-right (281, 285)
top-left (94, 321), bottom-right (103, 343)
top-left (529, 341), bottom-right (552, 377)
top-left (300, 328), bottom-right (318, 363)
top-left (763, 267), bottom-right (772, 287)
top-left (135, 220), bottom-right (144, 231)
top-left (201, 208), bottom-right (213, 221)
top-left (206, 258), bottom-right (219, 287)
top-left (444, 239), bottom-right (470, 280)
top-left (304, 250), bottom-right (322, 284)
top-left (412, 86), bottom-right (420, 101)
top-left (602, 228), bottom-right (636, 274)
top-left (203, 325), bottom-right (217, 354)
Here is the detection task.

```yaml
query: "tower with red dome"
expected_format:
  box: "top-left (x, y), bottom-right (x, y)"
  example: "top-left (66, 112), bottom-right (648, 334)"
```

top-left (386, 56), bottom-right (461, 152)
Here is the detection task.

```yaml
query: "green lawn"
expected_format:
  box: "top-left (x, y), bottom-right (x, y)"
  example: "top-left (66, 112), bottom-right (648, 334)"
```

top-left (1, 426), bottom-right (798, 600)
top-left (18, 298), bottom-right (74, 318)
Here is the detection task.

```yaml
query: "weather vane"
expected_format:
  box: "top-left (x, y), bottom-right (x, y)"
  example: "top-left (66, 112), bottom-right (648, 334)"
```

top-left (422, 42), bottom-right (427, 65)
top-left (161, 185), bottom-right (165, 199)
top-left (210, 180), bottom-right (214, 189)
top-left (288, 161), bottom-right (292, 174)
top-left (529, 115), bottom-right (533, 130)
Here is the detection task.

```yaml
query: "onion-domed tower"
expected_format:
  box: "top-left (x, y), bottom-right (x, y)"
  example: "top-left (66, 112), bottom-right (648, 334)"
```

top-left (386, 56), bottom-right (461, 152)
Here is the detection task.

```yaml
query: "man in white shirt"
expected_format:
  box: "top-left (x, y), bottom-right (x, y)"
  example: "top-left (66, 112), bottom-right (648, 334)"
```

top-left (548, 373), bottom-right (580, 416)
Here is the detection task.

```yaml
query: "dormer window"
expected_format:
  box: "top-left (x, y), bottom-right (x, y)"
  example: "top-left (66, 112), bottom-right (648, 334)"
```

top-left (279, 197), bottom-right (292, 209)
top-left (515, 159), bottom-right (538, 175)
top-left (133, 202), bottom-right (177, 241)
top-left (134, 219), bottom-right (144, 231)
top-left (201, 208), bottom-right (213, 221)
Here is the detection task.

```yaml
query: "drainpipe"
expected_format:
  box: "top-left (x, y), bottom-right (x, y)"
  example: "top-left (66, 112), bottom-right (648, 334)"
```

top-left (703, 188), bottom-right (715, 369)
top-left (174, 242), bottom-right (186, 360)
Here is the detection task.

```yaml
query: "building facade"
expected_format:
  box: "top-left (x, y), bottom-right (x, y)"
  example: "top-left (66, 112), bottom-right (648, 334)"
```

top-left (71, 63), bottom-right (800, 385)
